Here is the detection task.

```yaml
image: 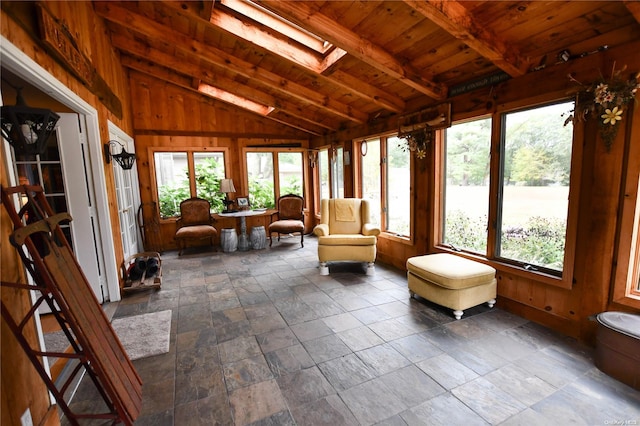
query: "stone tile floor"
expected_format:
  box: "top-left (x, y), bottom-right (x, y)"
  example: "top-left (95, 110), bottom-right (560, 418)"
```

top-left (68, 235), bottom-right (640, 425)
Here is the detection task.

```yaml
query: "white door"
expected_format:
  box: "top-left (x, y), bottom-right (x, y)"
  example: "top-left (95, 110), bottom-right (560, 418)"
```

top-left (109, 126), bottom-right (141, 260)
top-left (11, 113), bottom-right (104, 302)
top-left (55, 113), bottom-right (104, 301)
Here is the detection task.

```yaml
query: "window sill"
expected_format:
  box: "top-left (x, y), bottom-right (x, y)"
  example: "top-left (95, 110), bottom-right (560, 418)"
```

top-left (379, 232), bottom-right (413, 245)
top-left (434, 246), bottom-right (571, 289)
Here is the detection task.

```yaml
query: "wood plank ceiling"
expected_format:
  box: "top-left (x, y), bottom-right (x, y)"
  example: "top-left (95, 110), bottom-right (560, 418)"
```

top-left (94, 1), bottom-right (640, 137)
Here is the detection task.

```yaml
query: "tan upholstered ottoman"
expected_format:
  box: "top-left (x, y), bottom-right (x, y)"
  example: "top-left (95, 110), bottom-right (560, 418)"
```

top-left (407, 253), bottom-right (496, 320)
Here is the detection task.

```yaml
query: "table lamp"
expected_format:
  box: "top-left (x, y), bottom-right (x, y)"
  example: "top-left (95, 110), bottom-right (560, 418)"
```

top-left (220, 178), bottom-right (236, 213)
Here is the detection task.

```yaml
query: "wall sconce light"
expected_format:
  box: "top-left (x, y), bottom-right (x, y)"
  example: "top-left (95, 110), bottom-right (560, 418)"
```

top-left (104, 140), bottom-right (136, 170)
top-left (1, 86), bottom-right (60, 156)
top-left (219, 178), bottom-right (237, 213)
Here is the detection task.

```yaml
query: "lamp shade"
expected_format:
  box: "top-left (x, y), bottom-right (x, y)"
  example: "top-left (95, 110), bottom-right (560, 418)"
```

top-left (220, 179), bottom-right (236, 193)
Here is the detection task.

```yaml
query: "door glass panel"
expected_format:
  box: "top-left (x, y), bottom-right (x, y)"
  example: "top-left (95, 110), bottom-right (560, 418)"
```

top-left (13, 132), bottom-right (72, 247)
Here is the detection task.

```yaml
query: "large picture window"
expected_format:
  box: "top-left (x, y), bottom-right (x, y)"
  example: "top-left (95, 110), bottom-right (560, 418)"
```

top-left (498, 101), bottom-right (574, 273)
top-left (438, 99), bottom-right (578, 281)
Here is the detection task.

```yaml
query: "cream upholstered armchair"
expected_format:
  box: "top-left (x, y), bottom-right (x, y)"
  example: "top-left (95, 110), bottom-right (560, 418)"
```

top-left (313, 198), bottom-right (380, 275)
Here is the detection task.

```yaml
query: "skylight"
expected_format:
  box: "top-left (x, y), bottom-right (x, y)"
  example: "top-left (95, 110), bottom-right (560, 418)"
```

top-left (219, 0), bottom-right (334, 55)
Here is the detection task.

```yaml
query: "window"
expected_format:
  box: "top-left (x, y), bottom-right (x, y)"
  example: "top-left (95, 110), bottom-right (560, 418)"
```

top-left (612, 112), bottom-right (640, 308)
top-left (438, 100), bottom-right (577, 280)
top-left (498, 102), bottom-right (574, 274)
top-left (318, 149), bottom-right (330, 202)
top-left (443, 118), bottom-right (491, 253)
top-left (361, 138), bottom-right (381, 226)
top-left (357, 135), bottom-right (411, 234)
top-left (386, 136), bottom-right (410, 236)
top-left (154, 151), bottom-right (227, 218)
top-left (194, 152), bottom-right (226, 212)
top-left (278, 152), bottom-right (303, 196)
top-left (331, 147), bottom-right (344, 198)
top-left (247, 152), bottom-right (275, 208)
top-left (246, 149), bottom-right (306, 209)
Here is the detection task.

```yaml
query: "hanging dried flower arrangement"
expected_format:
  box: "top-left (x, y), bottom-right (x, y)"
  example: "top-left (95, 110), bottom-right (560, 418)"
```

top-left (566, 63), bottom-right (639, 150)
top-left (398, 103), bottom-right (451, 159)
top-left (401, 127), bottom-right (434, 159)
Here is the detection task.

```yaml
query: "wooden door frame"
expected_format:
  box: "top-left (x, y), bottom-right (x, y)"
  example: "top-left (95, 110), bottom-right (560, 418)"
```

top-left (1, 36), bottom-right (121, 302)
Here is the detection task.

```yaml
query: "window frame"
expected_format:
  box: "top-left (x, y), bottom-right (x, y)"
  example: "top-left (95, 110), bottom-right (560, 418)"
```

top-left (314, 146), bottom-right (344, 215)
top-left (612, 104), bottom-right (640, 309)
top-left (433, 94), bottom-right (583, 289)
top-left (355, 133), bottom-right (415, 243)
top-left (150, 147), bottom-right (230, 221)
top-left (242, 146), bottom-right (309, 210)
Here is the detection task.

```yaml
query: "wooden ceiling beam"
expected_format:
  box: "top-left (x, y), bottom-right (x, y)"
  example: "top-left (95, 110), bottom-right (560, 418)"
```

top-left (94, 1), bottom-right (368, 124)
top-left (170, 0), bottom-right (214, 21)
top-left (258, 0), bottom-right (447, 100)
top-left (115, 45), bottom-right (335, 134)
top-left (403, 0), bottom-right (529, 77)
top-left (322, 69), bottom-right (406, 114)
top-left (624, 0), bottom-right (640, 24)
top-left (195, 3), bottom-right (402, 113)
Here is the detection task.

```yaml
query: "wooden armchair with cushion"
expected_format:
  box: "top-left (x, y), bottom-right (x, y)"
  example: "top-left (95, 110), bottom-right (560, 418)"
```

top-left (174, 197), bottom-right (217, 255)
top-left (313, 198), bottom-right (380, 275)
top-left (268, 194), bottom-right (305, 247)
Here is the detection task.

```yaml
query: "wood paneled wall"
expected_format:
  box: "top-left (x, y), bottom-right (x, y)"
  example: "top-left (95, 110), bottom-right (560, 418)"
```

top-left (312, 41), bottom-right (640, 344)
top-left (1, 2), bottom-right (133, 425)
top-left (1, 3), bottom-right (639, 425)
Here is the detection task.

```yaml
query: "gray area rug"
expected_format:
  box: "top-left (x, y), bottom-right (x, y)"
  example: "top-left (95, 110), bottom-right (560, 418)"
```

top-left (111, 310), bottom-right (172, 360)
top-left (43, 309), bottom-right (172, 363)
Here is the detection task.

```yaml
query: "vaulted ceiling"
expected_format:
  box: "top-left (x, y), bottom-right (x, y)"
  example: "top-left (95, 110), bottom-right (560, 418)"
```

top-left (94, 1), bottom-right (640, 137)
